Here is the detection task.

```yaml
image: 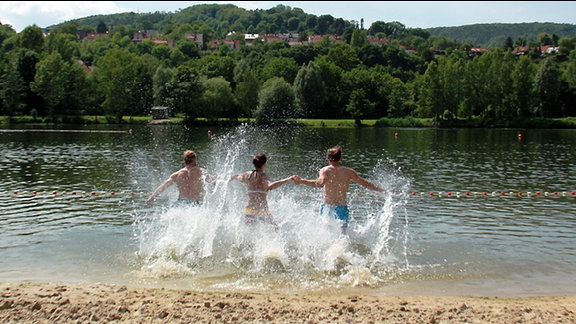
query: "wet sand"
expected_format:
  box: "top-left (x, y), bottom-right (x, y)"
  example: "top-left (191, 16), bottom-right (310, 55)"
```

top-left (1, 282), bottom-right (575, 323)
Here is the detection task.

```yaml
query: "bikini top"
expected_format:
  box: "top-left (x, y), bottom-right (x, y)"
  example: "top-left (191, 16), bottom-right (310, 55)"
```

top-left (247, 189), bottom-right (267, 194)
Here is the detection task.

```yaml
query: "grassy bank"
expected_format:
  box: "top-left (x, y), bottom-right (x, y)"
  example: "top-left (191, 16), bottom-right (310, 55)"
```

top-left (2, 115), bottom-right (576, 129)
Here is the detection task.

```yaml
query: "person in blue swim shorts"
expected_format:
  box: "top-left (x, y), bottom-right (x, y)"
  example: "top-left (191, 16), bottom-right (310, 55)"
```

top-left (295, 145), bottom-right (385, 234)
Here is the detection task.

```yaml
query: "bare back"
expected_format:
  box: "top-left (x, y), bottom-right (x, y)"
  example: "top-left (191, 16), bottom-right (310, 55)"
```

top-left (319, 165), bottom-right (355, 205)
top-left (171, 165), bottom-right (205, 200)
top-left (237, 170), bottom-right (271, 210)
top-left (317, 162), bottom-right (383, 205)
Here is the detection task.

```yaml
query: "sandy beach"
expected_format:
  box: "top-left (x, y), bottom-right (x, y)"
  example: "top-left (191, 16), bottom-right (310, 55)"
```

top-left (1, 282), bottom-right (574, 323)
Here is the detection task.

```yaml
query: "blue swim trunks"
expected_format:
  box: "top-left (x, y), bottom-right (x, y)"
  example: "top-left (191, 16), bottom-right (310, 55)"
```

top-left (320, 204), bottom-right (350, 228)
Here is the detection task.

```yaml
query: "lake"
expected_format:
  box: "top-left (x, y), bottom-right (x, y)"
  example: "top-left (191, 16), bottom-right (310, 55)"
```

top-left (1, 124), bottom-right (574, 297)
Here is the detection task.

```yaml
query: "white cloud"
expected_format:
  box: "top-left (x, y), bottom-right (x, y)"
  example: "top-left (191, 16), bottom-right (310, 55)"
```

top-left (0, 1), bottom-right (126, 31)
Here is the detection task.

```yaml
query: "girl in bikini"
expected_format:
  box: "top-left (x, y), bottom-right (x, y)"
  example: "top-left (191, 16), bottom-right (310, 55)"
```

top-left (231, 153), bottom-right (296, 227)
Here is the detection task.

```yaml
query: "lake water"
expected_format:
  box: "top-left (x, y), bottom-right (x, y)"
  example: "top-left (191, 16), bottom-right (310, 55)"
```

top-left (1, 124), bottom-right (575, 297)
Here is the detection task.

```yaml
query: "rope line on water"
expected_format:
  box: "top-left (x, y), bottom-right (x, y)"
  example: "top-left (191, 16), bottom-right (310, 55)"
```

top-left (2, 190), bottom-right (575, 199)
top-left (410, 191), bottom-right (576, 198)
top-left (2, 190), bottom-right (146, 197)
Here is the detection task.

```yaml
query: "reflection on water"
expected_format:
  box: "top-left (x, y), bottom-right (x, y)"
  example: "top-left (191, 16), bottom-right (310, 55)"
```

top-left (0, 125), bottom-right (575, 296)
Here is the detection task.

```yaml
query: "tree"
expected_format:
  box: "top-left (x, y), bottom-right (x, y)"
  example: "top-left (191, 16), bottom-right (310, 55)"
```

top-left (234, 61), bottom-right (259, 118)
top-left (350, 29), bottom-right (368, 49)
top-left (314, 56), bottom-right (345, 118)
top-left (346, 88), bottom-right (373, 125)
top-left (195, 55), bottom-right (236, 83)
top-left (341, 67), bottom-right (389, 119)
top-left (511, 55), bottom-right (536, 118)
top-left (0, 54), bottom-right (28, 116)
top-left (386, 75), bottom-right (412, 118)
top-left (533, 57), bottom-right (561, 118)
top-left (31, 52), bottom-right (89, 117)
top-left (293, 61), bottom-right (325, 118)
top-left (418, 61), bottom-right (442, 121)
top-left (18, 25), bottom-right (44, 52)
top-left (96, 21), bottom-right (108, 34)
top-left (201, 77), bottom-right (238, 119)
top-left (93, 48), bottom-right (153, 121)
top-left (254, 77), bottom-right (295, 123)
top-left (165, 65), bottom-right (203, 119)
top-left (503, 36), bottom-right (514, 51)
top-left (152, 66), bottom-right (174, 106)
top-left (259, 56), bottom-right (299, 84)
top-left (3, 49), bottom-right (43, 116)
top-left (44, 33), bottom-right (80, 62)
top-left (325, 42), bottom-right (361, 71)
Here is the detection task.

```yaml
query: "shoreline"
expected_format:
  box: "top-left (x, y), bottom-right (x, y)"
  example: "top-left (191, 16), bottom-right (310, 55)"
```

top-left (1, 282), bottom-right (575, 323)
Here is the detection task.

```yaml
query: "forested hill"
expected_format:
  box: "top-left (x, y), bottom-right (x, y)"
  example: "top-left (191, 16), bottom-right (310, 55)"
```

top-left (428, 22), bottom-right (576, 48)
top-left (50, 3), bottom-right (576, 48)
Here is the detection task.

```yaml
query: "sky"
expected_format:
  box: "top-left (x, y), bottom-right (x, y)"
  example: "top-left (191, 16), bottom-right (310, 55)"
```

top-left (1, 1), bottom-right (576, 33)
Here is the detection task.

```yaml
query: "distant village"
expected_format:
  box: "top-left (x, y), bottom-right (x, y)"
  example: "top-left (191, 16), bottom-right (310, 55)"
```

top-left (73, 29), bottom-right (560, 58)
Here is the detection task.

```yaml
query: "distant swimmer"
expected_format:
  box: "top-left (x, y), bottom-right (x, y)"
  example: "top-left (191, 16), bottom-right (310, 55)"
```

top-left (295, 145), bottom-right (385, 234)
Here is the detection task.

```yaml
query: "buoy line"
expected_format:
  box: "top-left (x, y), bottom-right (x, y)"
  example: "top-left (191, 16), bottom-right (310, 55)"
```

top-left (2, 190), bottom-right (575, 199)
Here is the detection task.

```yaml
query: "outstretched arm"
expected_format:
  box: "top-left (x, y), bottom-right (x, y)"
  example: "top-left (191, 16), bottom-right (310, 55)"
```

top-left (351, 171), bottom-right (385, 192)
top-left (146, 178), bottom-right (174, 206)
top-left (230, 172), bottom-right (245, 182)
top-left (294, 176), bottom-right (324, 188)
top-left (202, 169), bottom-right (217, 186)
top-left (268, 175), bottom-right (297, 190)
top-left (295, 169), bottom-right (326, 188)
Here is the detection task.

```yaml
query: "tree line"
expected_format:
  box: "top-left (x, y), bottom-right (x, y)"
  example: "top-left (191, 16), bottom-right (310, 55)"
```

top-left (1, 4), bottom-right (575, 127)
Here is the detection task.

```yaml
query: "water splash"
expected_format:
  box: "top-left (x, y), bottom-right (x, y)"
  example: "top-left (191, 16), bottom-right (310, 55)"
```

top-left (132, 124), bottom-right (411, 291)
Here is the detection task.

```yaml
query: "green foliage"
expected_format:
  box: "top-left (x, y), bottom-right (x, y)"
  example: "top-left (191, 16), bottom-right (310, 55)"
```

top-left (234, 68), bottom-right (259, 118)
top-left (2, 4), bottom-right (576, 128)
top-left (254, 77), bottom-right (295, 123)
top-left (374, 117), bottom-right (434, 127)
top-left (93, 48), bottom-right (153, 121)
top-left (18, 25), bottom-right (44, 52)
top-left (293, 61), bottom-right (325, 118)
top-left (165, 65), bottom-right (203, 118)
top-left (31, 52), bottom-right (89, 117)
top-left (533, 57), bottom-right (563, 118)
top-left (428, 23), bottom-right (576, 48)
top-left (200, 76), bottom-right (237, 119)
top-left (260, 56), bottom-right (299, 84)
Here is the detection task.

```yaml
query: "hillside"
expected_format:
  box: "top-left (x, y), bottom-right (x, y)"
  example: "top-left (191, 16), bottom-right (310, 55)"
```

top-left (428, 22), bottom-right (576, 48)
top-left (49, 4), bottom-right (576, 48)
